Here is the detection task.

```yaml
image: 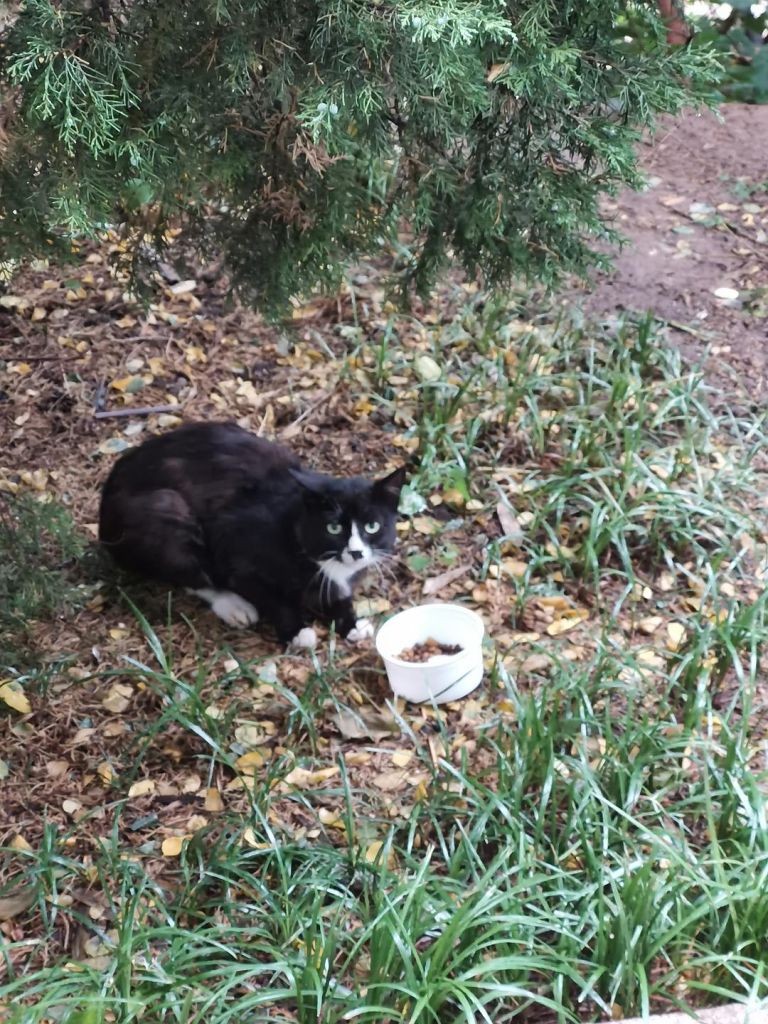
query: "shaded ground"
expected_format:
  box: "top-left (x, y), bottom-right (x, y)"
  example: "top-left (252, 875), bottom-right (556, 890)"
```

top-left (576, 103), bottom-right (768, 397)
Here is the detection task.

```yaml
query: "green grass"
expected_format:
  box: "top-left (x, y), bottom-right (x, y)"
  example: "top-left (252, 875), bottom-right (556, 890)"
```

top-left (2, 302), bottom-right (768, 1022)
top-left (361, 303), bottom-right (763, 593)
top-left (3, 611), bottom-right (767, 1022)
top-left (0, 492), bottom-right (90, 663)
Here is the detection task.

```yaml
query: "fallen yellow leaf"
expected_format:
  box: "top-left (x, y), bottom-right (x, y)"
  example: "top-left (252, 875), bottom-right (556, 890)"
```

top-left (637, 649), bottom-right (665, 669)
top-left (102, 683), bottom-right (133, 714)
top-left (537, 595), bottom-right (571, 610)
top-left (391, 750), bottom-right (414, 768)
top-left (637, 616), bottom-right (663, 635)
top-left (109, 375), bottom-right (149, 394)
top-left (545, 611), bottom-right (588, 637)
top-left (128, 779), bottom-right (156, 798)
top-left (235, 750), bottom-right (265, 774)
top-left (344, 751), bottom-right (372, 766)
top-left (283, 765), bottom-right (339, 788)
top-left (318, 807), bottom-right (346, 830)
top-left (161, 836), bottom-right (186, 857)
top-left (0, 681), bottom-right (31, 714)
top-left (184, 345), bottom-right (207, 365)
top-left (204, 787), bottom-right (224, 812)
top-left (667, 622), bottom-right (687, 651)
top-left (413, 779), bottom-right (429, 802)
top-left (180, 773), bottom-right (202, 794)
top-left (364, 840), bottom-right (398, 869)
top-left (501, 558), bottom-right (528, 577)
top-left (657, 571), bottom-right (676, 592)
top-left (19, 468), bottom-right (48, 491)
top-left (442, 487), bottom-right (466, 508)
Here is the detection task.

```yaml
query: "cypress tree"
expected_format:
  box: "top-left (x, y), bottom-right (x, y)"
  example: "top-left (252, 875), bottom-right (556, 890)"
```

top-left (0, 1), bottom-right (714, 312)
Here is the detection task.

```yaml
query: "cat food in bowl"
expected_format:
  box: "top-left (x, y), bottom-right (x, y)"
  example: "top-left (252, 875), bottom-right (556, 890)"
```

top-left (396, 638), bottom-right (463, 662)
top-left (375, 604), bottom-right (485, 704)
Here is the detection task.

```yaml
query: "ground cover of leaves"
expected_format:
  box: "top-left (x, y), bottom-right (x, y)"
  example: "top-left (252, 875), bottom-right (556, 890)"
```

top-left (1, 104), bottom-right (768, 1023)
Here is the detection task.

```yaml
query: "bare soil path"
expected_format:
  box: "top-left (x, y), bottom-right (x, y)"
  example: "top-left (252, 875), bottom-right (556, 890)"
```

top-left (574, 104), bottom-right (768, 398)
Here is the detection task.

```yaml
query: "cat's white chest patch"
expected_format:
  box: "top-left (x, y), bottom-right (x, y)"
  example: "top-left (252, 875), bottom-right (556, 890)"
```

top-left (318, 558), bottom-right (359, 598)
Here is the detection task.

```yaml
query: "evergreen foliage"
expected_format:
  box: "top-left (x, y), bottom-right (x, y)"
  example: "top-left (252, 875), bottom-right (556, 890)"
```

top-left (1, 1), bottom-right (715, 311)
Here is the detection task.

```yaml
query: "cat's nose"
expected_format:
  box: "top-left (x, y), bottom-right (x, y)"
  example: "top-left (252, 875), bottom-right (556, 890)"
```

top-left (349, 549), bottom-right (365, 561)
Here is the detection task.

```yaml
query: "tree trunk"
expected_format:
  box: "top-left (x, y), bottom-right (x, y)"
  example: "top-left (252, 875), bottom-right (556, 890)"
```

top-left (658, 0), bottom-right (693, 45)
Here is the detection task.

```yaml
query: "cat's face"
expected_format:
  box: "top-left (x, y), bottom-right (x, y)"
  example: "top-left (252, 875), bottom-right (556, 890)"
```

top-left (292, 466), bottom-right (405, 591)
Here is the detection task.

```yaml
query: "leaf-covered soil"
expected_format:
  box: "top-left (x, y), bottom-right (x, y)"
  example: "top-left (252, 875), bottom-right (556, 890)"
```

top-left (1, 103), bottom-right (768, 1015)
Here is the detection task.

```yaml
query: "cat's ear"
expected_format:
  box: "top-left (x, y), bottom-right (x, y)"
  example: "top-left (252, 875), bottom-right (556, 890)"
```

top-left (372, 465), bottom-right (406, 509)
top-left (290, 468), bottom-right (334, 507)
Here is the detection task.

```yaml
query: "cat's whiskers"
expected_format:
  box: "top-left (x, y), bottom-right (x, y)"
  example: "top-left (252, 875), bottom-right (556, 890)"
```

top-left (322, 570), bottom-right (333, 608)
top-left (371, 553), bottom-right (397, 585)
top-left (373, 551), bottom-right (398, 571)
top-left (308, 561), bottom-right (336, 608)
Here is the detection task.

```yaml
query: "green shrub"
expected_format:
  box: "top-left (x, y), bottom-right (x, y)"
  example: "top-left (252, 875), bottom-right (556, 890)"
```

top-left (0, 0), bottom-right (716, 312)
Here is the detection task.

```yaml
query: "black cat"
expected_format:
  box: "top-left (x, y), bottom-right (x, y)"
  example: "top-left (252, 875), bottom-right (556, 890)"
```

top-left (98, 422), bottom-right (405, 648)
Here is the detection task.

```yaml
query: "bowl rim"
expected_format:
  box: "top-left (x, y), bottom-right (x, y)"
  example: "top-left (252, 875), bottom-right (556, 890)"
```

top-left (375, 602), bottom-right (485, 670)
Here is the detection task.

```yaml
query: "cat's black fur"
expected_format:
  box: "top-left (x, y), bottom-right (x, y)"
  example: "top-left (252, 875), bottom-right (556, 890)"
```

top-left (98, 422), bottom-right (405, 646)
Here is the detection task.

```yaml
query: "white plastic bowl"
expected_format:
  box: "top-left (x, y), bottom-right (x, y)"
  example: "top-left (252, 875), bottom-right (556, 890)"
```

top-left (375, 603), bottom-right (485, 704)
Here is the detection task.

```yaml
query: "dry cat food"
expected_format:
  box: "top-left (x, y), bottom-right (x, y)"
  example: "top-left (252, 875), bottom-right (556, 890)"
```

top-left (396, 637), bottom-right (464, 662)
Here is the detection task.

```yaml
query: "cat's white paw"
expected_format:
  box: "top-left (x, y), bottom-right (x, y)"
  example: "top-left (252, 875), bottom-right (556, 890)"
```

top-left (290, 627), bottom-right (318, 650)
top-left (209, 592), bottom-right (260, 628)
top-left (347, 618), bottom-right (375, 643)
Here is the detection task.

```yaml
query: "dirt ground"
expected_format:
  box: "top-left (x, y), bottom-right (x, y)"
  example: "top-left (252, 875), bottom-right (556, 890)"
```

top-left (575, 103), bottom-right (768, 398)
top-left (1, 102), bottom-right (767, 853)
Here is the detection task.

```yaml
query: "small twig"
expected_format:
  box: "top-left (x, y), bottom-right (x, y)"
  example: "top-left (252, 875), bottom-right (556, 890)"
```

top-left (94, 404), bottom-right (181, 420)
top-left (12, 353), bottom-right (85, 364)
top-left (722, 221), bottom-right (768, 260)
top-left (280, 385), bottom-right (339, 439)
top-left (663, 320), bottom-right (714, 340)
top-left (113, 334), bottom-right (168, 344)
top-left (669, 206), bottom-right (767, 261)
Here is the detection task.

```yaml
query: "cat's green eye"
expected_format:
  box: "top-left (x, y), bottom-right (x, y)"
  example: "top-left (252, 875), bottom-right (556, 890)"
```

top-left (326, 523), bottom-right (343, 535)
top-left (364, 522), bottom-right (380, 534)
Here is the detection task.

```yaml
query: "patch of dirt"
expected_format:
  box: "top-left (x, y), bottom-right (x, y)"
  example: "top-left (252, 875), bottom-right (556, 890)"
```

top-left (574, 103), bottom-right (768, 397)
